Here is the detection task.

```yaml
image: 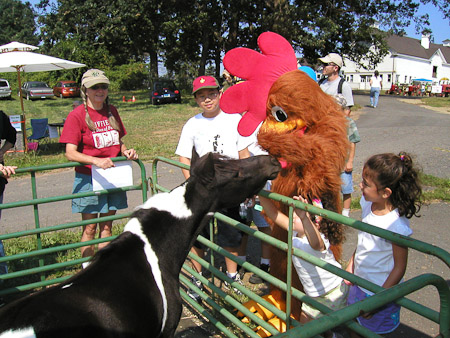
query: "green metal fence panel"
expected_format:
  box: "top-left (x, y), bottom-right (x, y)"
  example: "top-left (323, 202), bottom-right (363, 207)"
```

top-left (0, 157), bottom-right (148, 295)
top-left (0, 156), bottom-right (448, 338)
top-left (151, 156), bottom-right (450, 338)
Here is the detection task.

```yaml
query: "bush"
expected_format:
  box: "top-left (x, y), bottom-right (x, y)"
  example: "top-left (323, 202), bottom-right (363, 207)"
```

top-left (106, 62), bottom-right (149, 91)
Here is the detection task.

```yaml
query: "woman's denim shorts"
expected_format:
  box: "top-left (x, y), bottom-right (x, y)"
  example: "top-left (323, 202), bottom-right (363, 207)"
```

top-left (72, 172), bottom-right (128, 214)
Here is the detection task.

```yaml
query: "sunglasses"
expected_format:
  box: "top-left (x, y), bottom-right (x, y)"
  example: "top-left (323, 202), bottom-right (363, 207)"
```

top-left (90, 84), bottom-right (109, 90)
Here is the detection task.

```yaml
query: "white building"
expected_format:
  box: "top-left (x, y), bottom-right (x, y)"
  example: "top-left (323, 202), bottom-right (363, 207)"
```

top-left (342, 34), bottom-right (450, 90)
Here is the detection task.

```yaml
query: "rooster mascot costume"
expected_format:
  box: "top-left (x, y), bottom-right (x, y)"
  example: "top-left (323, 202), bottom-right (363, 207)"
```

top-left (220, 32), bottom-right (349, 336)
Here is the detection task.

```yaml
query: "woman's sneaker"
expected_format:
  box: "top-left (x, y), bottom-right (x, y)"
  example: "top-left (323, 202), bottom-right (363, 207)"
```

top-left (187, 276), bottom-right (203, 303)
top-left (248, 263), bottom-right (270, 284)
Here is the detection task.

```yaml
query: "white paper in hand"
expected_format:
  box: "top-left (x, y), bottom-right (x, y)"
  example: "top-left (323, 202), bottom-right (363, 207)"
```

top-left (92, 161), bottom-right (133, 191)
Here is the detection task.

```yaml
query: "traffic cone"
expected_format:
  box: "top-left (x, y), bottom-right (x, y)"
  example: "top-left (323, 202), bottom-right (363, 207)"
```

top-left (122, 96), bottom-right (126, 102)
top-left (132, 96), bottom-right (136, 102)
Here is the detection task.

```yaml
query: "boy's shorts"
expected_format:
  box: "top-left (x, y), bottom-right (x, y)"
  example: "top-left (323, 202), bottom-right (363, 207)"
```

top-left (194, 206), bottom-right (245, 250)
top-left (302, 281), bottom-right (349, 319)
top-left (247, 201), bottom-right (270, 228)
top-left (347, 285), bottom-right (401, 334)
top-left (72, 172), bottom-right (128, 214)
top-left (340, 171), bottom-right (354, 194)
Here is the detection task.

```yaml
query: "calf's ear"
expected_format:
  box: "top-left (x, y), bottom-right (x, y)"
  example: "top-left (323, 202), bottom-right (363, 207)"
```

top-left (191, 152), bottom-right (215, 186)
top-left (191, 147), bottom-right (200, 166)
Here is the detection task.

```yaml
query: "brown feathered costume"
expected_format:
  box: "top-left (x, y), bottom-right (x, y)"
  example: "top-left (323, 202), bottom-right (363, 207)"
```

top-left (257, 69), bottom-right (349, 321)
top-left (220, 32), bottom-right (349, 330)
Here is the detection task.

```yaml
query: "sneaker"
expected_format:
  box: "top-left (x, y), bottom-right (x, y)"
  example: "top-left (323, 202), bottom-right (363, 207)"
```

top-left (187, 276), bottom-right (203, 303)
top-left (249, 264), bottom-right (270, 284)
top-left (237, 264), bottom-right (248, 279)
top-left (224, 273), bottom-right (244, 295)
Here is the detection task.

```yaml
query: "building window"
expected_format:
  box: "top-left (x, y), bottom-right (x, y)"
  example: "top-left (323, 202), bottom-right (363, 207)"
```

top-left (433, 66), bottom-right (437, 78)
top-left (396, 75), bottom-right (400, 83)
top-left (388, 74), bottom-right (392, 82)
top-left (404, 75), bottom-right (407, 83)
top-left (350, 75), bottom-right (353, 82)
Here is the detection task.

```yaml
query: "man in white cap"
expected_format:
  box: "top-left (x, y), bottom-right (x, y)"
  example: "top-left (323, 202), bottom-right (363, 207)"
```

top-left (319, 54), bottom-right (357, 219)
top-left (318, 53), bottom-right (354, 114)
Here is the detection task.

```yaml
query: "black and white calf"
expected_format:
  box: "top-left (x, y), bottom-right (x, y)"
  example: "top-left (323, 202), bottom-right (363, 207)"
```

top-left (0, 151), bottom-right (280, 338)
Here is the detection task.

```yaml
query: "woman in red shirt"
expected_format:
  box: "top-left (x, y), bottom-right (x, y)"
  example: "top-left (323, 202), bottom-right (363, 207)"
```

top-left (60, 69), bottom-right (138, 266)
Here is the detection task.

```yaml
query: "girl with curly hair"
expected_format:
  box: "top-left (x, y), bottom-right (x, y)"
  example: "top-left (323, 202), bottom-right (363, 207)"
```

top-left (346, 152), bottom-right (422, 336)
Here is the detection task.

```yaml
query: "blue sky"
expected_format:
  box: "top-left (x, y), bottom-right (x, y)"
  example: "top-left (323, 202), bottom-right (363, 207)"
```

top-left (401, 2), bottom-right (449, 44)
top-left (23, 0), bottom-right (449, 44)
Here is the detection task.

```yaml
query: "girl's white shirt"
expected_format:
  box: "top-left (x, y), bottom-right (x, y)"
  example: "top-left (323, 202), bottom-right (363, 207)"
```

top-left (354, 196), bottom-right (412, 295)
top-left (292, 234), bottom-right (343, 297)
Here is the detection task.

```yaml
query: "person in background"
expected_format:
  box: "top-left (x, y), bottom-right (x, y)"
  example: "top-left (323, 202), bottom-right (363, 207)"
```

top-left (346, 152), bottom-right (422, 337)
top-left (369, 70), bottom-right (382, 108)
top-left (0, 110), bottom-right (17, 276)
top-left (175, 75), bottom-right (251, 301)
top-left (222, 69), bottom-right (235, 91)
top-left (72, 100), bottom-right (81, 110)
top-left (60, 69), bottom-right (138, 268)
top-left (318, 53), bottom-right (354, 116)
top-left (333, 94), bottom-right (360, 217)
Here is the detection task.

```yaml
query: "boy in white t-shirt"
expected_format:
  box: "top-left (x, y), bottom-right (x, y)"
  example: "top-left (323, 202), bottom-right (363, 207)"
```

top-left (176, 76), bottom-right (251, 301)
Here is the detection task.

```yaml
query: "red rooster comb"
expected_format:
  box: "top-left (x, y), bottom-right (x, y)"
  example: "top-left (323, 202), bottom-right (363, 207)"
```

top-left (220, 32), bottom-right (297, 136)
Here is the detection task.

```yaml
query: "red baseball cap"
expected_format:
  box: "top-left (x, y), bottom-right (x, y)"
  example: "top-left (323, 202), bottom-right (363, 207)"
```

top-left (192, 76), bottom-right (219, 95)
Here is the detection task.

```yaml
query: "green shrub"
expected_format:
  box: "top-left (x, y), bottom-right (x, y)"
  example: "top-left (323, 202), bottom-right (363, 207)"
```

top-left (106, 62), bottom-right (149, 91)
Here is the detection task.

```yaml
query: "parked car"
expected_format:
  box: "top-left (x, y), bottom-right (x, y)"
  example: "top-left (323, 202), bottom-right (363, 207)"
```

top-left (53, 81), bottom-right (80, 98)
top-left (150, 79), bottom-right (181, 105)
top-left (21, 81), bottom-right (54, 100)
top-left (0, 79), bottom-right (12, 99)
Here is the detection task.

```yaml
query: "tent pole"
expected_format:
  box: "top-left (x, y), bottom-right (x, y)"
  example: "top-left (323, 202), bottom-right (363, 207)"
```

top-left (16, 68), bottom-right (28, 152)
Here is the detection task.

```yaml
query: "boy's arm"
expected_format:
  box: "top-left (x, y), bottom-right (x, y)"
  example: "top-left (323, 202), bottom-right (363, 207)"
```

top-left (238, 147), bottom-right (250, 159)
top-left (179, 156), bottom-right (191, 179)
top-left (345, 142), bottom-right (356, 172)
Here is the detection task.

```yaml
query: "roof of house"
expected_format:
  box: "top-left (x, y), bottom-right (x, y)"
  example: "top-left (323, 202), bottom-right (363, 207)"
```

top-left (387, 35), bottom-right (450, 63)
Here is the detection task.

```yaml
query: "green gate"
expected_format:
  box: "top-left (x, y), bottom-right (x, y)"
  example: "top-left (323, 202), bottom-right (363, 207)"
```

top-left (0, 157), bottom-right (148, 295)
top-left (0, 156), bottom-right (449, 338)
top-left (152, 157), bottom-right (450, 338)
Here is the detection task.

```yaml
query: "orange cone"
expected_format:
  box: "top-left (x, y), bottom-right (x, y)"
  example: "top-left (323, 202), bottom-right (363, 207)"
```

top-left (122, 96), bottom-right (126, 102)
top-left (132, 96), bottom-right (136, 102)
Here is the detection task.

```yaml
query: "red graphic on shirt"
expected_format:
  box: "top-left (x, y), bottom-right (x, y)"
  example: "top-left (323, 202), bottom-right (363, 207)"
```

top-left (92, 120), bottom-right (120, 149)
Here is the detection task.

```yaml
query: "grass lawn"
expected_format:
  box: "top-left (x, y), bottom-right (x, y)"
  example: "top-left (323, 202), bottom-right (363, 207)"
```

top-left (0, 89), bottom-right (198, 167)
top-left (421, 96), bottom-right (450, 108)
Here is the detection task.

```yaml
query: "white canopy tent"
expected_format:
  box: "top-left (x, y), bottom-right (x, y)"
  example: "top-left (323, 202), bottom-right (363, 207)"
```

top-left (0, 41), bottom-right (85, 150)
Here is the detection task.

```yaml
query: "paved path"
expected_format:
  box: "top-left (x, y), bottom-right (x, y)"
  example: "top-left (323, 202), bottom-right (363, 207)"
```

top-left (1, 93), bottom-right (449, 337)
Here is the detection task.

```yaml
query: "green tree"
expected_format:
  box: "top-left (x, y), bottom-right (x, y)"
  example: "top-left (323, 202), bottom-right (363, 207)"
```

top-left (36, 0), bottom-right (448, 82)
top-left (38, 0), bottom-right (165, 79)
top-left (0, 0), bottom-right (39, 45)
